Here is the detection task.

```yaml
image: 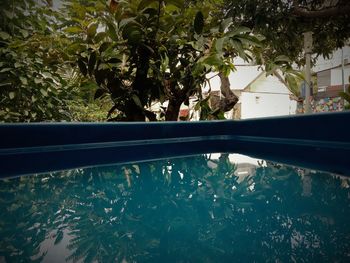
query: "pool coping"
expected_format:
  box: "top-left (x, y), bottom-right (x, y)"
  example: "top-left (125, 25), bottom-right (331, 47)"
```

top-left (1, 112), bottom-right (349, 177)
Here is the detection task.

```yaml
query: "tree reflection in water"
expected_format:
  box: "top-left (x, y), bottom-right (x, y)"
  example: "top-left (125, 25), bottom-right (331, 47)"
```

top-left (0, 154), bottom-right (349, 262)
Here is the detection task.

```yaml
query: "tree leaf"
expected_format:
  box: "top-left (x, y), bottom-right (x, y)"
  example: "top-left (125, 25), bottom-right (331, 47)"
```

top-left (194, 101), bottom-right (201, 111)
top-left (19, 29), bottom-right (29, 38)
top-left (225, 26), bottom-right (251, 37)
top-left (106, 21), bottom-right (118, 40)
top-left (88, 52), bottom-right (96, 76)
top-left (0, 68), bottom-right (11, 73)
top-left (19, 76), bottom-right (28, 85)
top-left (109, 0), bottom-right (119, 13)
top-left (166, 0), bottom-right (184, 9)
top-left (138, 0), bottom-right (158, 11)
top-left (236, 35), bottom-right (261, 47)
top-left (0, 82), bottom-right (11, 87)
top-left (203, 54), bottom-right (223, 67)
top-left (9, 92), bottom-right (15, 100)
top-left (94, 32), bottom-right (107, 43)
top-left (0, 31), bottom-right (11, 40)
top-left (194, 11), bottom-right (204, 35)
top-left (34, 78), bottom-right (42, 84)
top-left (87, 23), bottom-right (98, 38)
top-left (77, 59), bottom-right (87, 76)
top-left (132, 94), bottom-right (144, 108)
top-left (285, 74), bottom-right (299, 96)
top-left (107, 58), bottom-right (122, 64)
top-left (99, 42), bottom-right (111, 53)
top-left (107, 104), bottom-right (118, 118)
top-left (40, 89), bottom-right (48, 97)
top-left (94, 88), bottom-right (107, 100)
top-left (230, 39), bottom-right (247, 60)
top-left (64, 26), bottom-right (83, 34)
top-left (54, 231), bottom-right (63, 245)
top-left (220, 17), bottom-right (232, 32)
top-left (274, 55), bottom-right (291, 63)
top-left (215, 37), bottom-right (226, 53)
top-left (119, 18), bottom-right (137, 29)
top-left (122, 25), bottom-right (143, 45)
top-left (339, 91), bottom-right (350, 102)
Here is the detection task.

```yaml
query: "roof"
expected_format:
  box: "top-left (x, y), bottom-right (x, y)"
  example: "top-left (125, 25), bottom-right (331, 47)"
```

top-left (315, 62), bottom-right (350, 74)
top-left (204, 66), bottom-right (262, 92)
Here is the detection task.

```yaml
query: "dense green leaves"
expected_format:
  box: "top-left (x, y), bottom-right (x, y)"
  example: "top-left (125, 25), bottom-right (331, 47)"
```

top-left (224, 0), bottom-right (350, 66)
top-left (1, 0), bottom-right (320, 122)
top-left (0, 1), bottom-right (64, 121)
top-left (138, 0), bottom-right (158, 10)
top-left (0, 0), bottom-right (112, 122)
top-left (58, 0), bottom-right (260, 121)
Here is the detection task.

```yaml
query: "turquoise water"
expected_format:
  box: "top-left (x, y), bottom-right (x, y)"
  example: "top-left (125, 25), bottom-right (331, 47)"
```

top-left (0, 153), bottom-right (350, 262)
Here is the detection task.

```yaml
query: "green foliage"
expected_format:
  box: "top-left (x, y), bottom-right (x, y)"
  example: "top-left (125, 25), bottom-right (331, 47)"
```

top-left (194, 96), bottom-right (227, 120)
top-left (2, 0), bottom-right (318, 122)
top-left (0, 0), bottom-right (111, 122)
top-left (194, 11), bottom-right (204, 34)
top-left (60, 0), bottom-right (260, 121)
top-left (0, 0), bottom-right (74, 122)
top-left (222, 0), bottom-right (350, 98)
top-left (224, 0), bottom-right (350, 66)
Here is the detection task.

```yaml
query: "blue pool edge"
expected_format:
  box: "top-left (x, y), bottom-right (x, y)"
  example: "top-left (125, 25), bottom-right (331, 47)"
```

top-left (1, 112), bottom-right (349, 178)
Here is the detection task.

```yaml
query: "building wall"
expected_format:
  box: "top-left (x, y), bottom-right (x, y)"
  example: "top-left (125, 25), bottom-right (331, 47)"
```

top-left (240, 73), bottom-right (296, 119)
top-left (331, 66), bottom-right (350, 86)
top-left (311, 48), bottom-right (349, 115)
top-left (313, 46), bottom-right (350, 72)
top-left (240, 92), bottom-right (297, 119)
top-left (317, 70), bottom-right (331, 88)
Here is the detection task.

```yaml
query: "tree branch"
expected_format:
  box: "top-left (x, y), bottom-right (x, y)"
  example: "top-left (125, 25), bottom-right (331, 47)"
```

top-left (293, 4), bottom-right (350, 18)
top-left (215, 72), bottom-right (239, 112)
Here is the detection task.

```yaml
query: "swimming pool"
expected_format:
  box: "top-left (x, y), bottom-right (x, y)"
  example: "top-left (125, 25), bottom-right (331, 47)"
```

top-left (0, 153), bottom-right (349, 262)
top-left (0, 112), bottom-right (349, 262)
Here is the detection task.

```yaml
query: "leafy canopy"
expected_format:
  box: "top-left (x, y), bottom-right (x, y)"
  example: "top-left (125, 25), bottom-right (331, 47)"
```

top-left (224, 0), bottom-right (350, 66)
top-left (60, 0), bottom-right (261, 121)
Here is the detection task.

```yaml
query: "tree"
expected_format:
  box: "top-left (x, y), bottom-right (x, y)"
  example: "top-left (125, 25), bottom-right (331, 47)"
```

top-left (223, 0), bottom-right (350, 65)
top-left (0, 0), bottom-right (114, 122)
top-left (221, 0), bottom-right (350, 99)
top-left (60, 0), bottom-right (261, 121)
top-left (0, 1), bottom-right (71, 121)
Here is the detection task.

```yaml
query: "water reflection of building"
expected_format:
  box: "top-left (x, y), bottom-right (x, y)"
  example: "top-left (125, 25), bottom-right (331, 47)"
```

top-left (208, 153), bottom-right (262, 182)
top-left (234, 163), bottom-right (258, 183)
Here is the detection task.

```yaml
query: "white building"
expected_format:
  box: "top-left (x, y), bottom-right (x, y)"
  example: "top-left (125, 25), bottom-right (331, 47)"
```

top-left (205, 65), bottom-right (297, 119)
top-left (240, 72), bottom-right (297, 119)
top-left (313, 46), bottom-right (350, 91)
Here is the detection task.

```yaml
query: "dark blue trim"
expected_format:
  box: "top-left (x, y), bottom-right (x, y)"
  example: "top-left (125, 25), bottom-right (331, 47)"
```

top-left (1, 112), bottom-right (349, 178)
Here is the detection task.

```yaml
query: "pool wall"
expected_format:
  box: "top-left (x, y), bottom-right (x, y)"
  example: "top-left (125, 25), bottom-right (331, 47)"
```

top-left (0, 112), bottom-right (349, 177)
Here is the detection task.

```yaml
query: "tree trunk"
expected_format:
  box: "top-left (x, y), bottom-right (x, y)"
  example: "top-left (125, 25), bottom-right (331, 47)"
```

top-left (165, 98), bottom-right (182, 121)
top-left (125, 101), bottom-right (146, 121)
top-left (292, 1), bottom-right (350, 18)
top-left (213, 72), bottom-right (239, 112)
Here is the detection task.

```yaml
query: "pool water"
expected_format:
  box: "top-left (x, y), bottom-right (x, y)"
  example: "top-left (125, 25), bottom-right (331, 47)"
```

top-left (0, 153), bottom-right (349, 262)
